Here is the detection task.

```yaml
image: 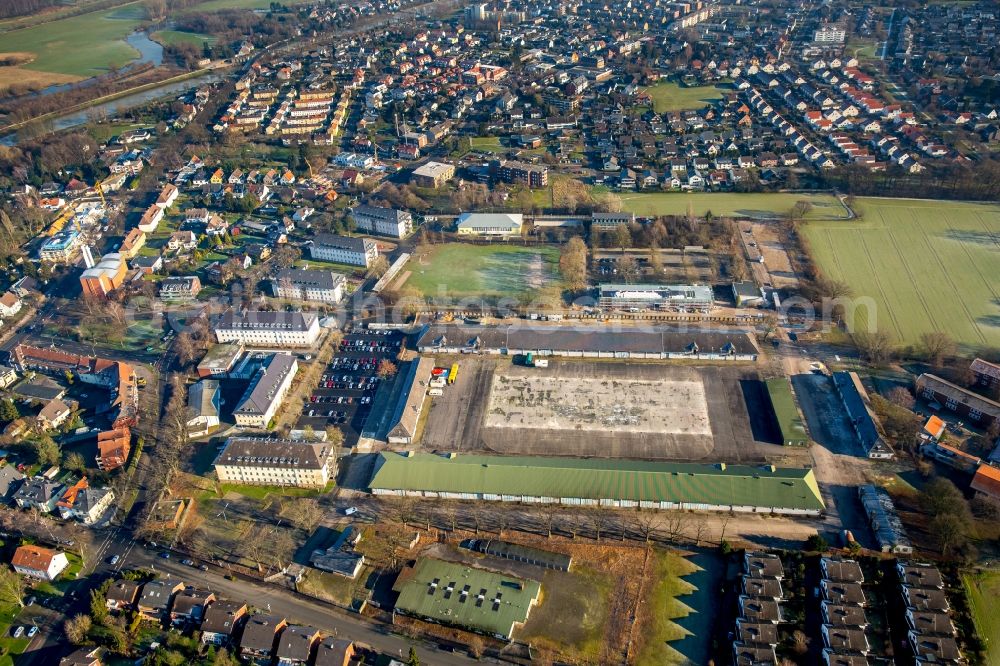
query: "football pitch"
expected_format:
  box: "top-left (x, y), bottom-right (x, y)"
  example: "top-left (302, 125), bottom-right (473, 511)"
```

top-left (400, 243), bottom-right (561, 300)
top-left (803, 198), bottom-right (1000, 349)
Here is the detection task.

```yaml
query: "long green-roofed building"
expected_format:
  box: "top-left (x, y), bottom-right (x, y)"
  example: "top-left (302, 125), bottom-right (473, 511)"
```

top-left (369, 452), bottom-right (824, 515)
top-left (392, 558), bottom-right (541, 639)
top-left (765, 378), bottom-right (809, 446)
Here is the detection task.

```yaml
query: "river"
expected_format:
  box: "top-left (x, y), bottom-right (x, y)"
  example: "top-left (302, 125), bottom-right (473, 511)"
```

top-left (0, 70), bottom-right (221, 146)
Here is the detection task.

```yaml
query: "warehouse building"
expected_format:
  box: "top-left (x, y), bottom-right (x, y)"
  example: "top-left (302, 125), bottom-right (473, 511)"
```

top-left (369, 452), bottom-right (825, 515)
top-left (392, 558), bottom-right (541, 640)
top-left (456, 212), bottom-right (524, 237)
top-left (213, 310), bottom-right (321, 348)
top-left (858, 484), bottom-right (912, 554)
top-left (416, 323), bottom-right (758, 361)
top-left (832, 372), bottom-right (894, 459)
top-left (309, 233), bottom-right (379, 267)
top-left (765, 378), bottom-right (809, 446)
top-left (470, 539), bottom-right (572, 571)
top-left (386, 357), bottom-right (436, 444)
top-left (598, 283), bottom-right (715, 312)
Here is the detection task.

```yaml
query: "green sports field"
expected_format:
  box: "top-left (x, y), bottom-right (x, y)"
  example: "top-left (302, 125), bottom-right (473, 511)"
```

top-left (643, 82), bottom-right (725, 113)
top-left (402, 243), bottom-right (561, 300)
top-left (963, 571), bottom-right (1000, 665)
top-left (0, 5), bottom-right (146, 78)
top-left (619, 192), bottom-right (849, 220)
top-left (803, 198), bottom-right (1000, 348)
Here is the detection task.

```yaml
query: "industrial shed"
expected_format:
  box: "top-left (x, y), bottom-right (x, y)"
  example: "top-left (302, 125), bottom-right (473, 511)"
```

top-left (470, 539), bottom-right (572, 571)
top-left (416, 324), bottom-right (759, 361)
top-left (369, 452), bottom-right (825, 516)
top-left (765, 378), bottom-right (809, 446)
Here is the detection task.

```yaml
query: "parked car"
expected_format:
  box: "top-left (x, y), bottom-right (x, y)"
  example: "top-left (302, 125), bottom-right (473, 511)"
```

top-left (27, 626), bottom-right (38, 638)
top-left (343, 507), bottom-right (358, 516)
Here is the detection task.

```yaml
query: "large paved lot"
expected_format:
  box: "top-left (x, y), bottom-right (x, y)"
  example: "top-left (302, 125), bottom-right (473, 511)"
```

top-left (295, 329), bottom-right (404, 445)
top-left (420, 358), bottom-right (799, 463)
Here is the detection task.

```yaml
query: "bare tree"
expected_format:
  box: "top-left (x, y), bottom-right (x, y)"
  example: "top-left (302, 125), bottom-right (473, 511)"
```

top-left (635, 511), bottom-right (658, 544)
top-left (618, 256), bottom-right (640, 283)
top-left (589, 510), bottom-right (610, 542)
top-left (854, 330), bottom-right (895, 367)
top-left (0, 567), bottom-right (26, 608)
top-left (887, 386), bottom-right (915, 410)
top-left (279, 498), bottom-right (323, 531)
top-left (64, 614), bottom-right (92, 645)
top-left (919, 331), bottom-right (956, 368)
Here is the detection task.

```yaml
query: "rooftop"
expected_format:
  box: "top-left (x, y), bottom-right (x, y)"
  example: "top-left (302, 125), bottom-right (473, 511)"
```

top-left (370, 452), bottom-right (824, 512)
top-left (392, 558), bottom-right (540, 639)
top-left (215, 437), bottom-right (332, 471)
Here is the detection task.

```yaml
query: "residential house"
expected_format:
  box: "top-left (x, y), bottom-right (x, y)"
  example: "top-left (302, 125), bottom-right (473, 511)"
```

top-left (275, 625), bottom-right (322, 666)
top-left (0, 292), bottom-right (22, 317)
top-left (11, 545), bottom-right (69, 580)
top-left (13, 477), bottom-right (64, 512)
top-left (137, 579), bottom-right (185, 621)
top-left (200, 600), bottom-right (248, 646)
top-left (56, 479), bottom-right (114, 525)
top-left (105, 579), bottom-right (142, 611)
top-left (314, 638), bottom-right (355, 666)
top-left (170, 588), bottom-right (216, 625)
top-left (167, 231), bottom-right (198, 253)
top-left (0, 465), bottom-right (25, 503)
top-left (96, 428), bottom-right (131, 471)
top-left (58, 646), bottom-right (107, 666)
top-left (37, 398), bottom-right (73, 430)
top-left (119, 229), bottom-right (146, 259)
top-left (159, 276), bottom-right (202, 301)
top-left (240, 613), bottom-right (287, 665)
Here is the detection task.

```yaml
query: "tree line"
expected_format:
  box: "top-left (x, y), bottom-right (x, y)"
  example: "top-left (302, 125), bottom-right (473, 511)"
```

top-left (0, 0), bottom-right (59, 19)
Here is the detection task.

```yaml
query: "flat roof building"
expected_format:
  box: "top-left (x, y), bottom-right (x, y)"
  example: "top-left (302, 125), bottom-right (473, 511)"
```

top-left (369, 452), bottom-right (825, 515)
top-left (386, 356), bottom-right (436, 444)
top-left (80, 253), bottom-right (128, 299)
top-left (197, 342), bottom-right (245, 378)
top-left (598, 283), bottom-right (714, 311)
top-left (411, 161), bottom-right (455, 188)
top-left (392, 558), bottom-right (541, 639)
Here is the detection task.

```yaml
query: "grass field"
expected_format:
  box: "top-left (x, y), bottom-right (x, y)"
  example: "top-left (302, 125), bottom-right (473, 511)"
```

top-left (637, 550), bottom-right (699, 666)
top-left (643, 82), bottom-right (725, 113)
top-left (619, 191), bottom-right (849, 220)
top-left (468, 136), bottom-right (504, 153)
top-left (803, 198), bottom-right (1000, 348)
top-left (519, 565), bottom-right (613, 662)
top-left (0, 5), bottom-right (146, 78)
top-left (150, 29), bottom-right (215, 47)
top-left (401, 243), bottom-right (562, 300)
top-left (179, 0), bottom-right (313, 11)
top-left (963, 571), bottom-right (1000, 665)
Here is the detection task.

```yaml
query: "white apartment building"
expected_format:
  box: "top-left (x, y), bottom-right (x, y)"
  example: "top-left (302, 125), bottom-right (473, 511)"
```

top-left (213, 437), bottom-right (335, 488)
top-left (213, 310), bottom-right (321, 347)
top-left (270, 268), bottom-right (345, 304)
top-left (350, 205), bottom-right (413, 238)
top-left (309, 234), bottom-right (379, 267)
top-left (232, 353), bottom-right (298, 428)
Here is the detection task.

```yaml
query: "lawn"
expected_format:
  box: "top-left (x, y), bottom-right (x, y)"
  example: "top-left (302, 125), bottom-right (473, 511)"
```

top-left (519, 565), bottom-right (613, 662)
top-left (963, 570), bottom-right (1000, 665)
top-left (468, 136), bottom-right (504, 153)
top-left (643, 81), bottom-right (725, 113)
top-left (619, 191), bottom-right (848, 220)
top-left (802, 197), bottom-right (1000, 348)
top-left (297, 567), bottom-right (371, 607)
top-left (636, 550), bottom-right (699, 666)
top-left (150, 29), bottom-right (216, 47)
top-left (217, 481), bottom-right (335, 500)
top-left (0, 5), bottom-right (147, 78)
top-left (401, 243), bottom-right (562, 301)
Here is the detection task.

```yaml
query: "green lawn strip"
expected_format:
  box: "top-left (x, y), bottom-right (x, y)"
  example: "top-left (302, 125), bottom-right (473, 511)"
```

top-left (217, 480), bottom-right (335, 500)
top-left (618, 192), bottom-right (846, 220)
top-left (962, 571), bottom-right (1000, 666)
top-left (636, 549), bottom-right (699, 666)
top-left (518, 565), bottom-right (613, 662)
top-left (149, 30), bottom-right (216, 47)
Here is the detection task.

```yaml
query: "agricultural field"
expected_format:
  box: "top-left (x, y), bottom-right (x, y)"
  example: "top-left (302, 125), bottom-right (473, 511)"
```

top-left (400, 243), bottom-right (561, 300)
top-left (803, 198), bottom-right (1000, 349)
top-left (0, 5), bottom-right (146, 79)
top-left (150, 29), bottom-right (215, 47)
top-left (642, 81), bottom-right (725, 113)
top-left (963, 570), bottom-right (1000, 666)
top-left (179, 0), bottom-right (313, 12)
top-left (618, 191), bottom-right (849, 220)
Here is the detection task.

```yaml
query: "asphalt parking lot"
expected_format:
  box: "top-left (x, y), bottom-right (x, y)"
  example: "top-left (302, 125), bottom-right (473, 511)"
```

top-left (295, 329), bottom-right (404, 445)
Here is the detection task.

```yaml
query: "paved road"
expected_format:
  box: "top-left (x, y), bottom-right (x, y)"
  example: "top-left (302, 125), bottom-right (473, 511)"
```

top-left (69, 527), bottom-right (482, 666)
